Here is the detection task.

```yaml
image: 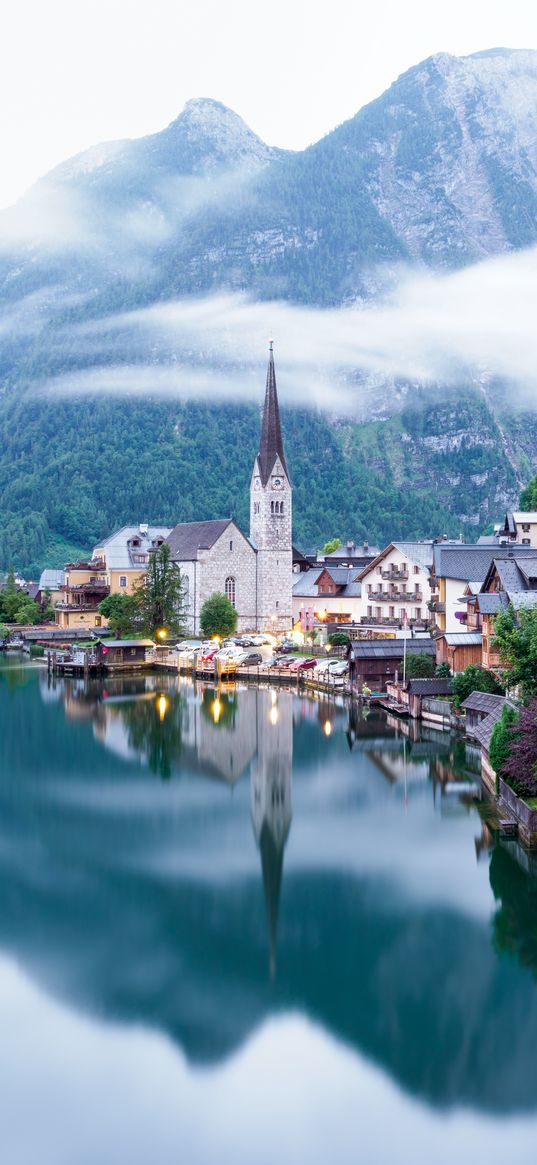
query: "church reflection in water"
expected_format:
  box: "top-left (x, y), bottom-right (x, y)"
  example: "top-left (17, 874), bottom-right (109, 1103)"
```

top-left (49, 673), bottom-right (294, 972)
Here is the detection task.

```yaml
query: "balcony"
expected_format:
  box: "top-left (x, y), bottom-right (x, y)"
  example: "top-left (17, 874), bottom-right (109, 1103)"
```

top-left (381, 568), bottom-right (409, 581)
top-left (367, 590), bottom-right (423, 603)
top-left (361, 615), bottom-right (433, 629)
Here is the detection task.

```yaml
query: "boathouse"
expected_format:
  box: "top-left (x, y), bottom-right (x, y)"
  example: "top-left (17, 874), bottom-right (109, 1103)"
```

top-left (347, 639), bottom-right (436, 692)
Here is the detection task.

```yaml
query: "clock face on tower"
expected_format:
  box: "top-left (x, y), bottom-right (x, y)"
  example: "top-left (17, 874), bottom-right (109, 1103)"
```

top-left (272, 476), bottom-right (283, 490)
top-left (254, 478), bottom-right (260, 490)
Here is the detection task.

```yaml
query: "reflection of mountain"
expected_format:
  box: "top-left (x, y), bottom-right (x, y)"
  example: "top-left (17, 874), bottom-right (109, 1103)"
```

top-left (3, 669), bottom-right (537, 1114)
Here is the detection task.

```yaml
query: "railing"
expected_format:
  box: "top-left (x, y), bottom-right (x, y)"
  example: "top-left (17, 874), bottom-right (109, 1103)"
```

top-left (380, 569), bottom-right (409, 581)
top-left (367, 591), bottom-right (423, 603)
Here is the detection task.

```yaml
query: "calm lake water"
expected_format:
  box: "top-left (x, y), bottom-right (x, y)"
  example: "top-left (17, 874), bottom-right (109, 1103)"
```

top-left (1, 654), bottom-right (537, 1165)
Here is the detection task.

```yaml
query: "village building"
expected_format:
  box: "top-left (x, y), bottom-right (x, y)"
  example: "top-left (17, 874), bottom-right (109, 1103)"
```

top-left (434, 630), bottom-right (483, 673)
top-left (476, 553), bottom-right (537, 671)
top-left (54, 525), bottom-right (172, 630)
top-left (347, 638), bottom-right (436, 692)
top-left (166, 343), bottom-right (293, 635)
top-left (357, 541), bottom-right (435, 631)
top-left (461, 692), bottom-right (518, 793)
top-left (292, 566), bottom-right (362, 629)
top-left (430, 542), bottom-right (537, 634)
top-left (498, 511), bottom-right (537, 547)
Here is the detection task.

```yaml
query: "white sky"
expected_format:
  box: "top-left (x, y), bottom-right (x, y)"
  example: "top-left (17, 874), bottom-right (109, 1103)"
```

top-left (0, 0), bottom-right (536, 209)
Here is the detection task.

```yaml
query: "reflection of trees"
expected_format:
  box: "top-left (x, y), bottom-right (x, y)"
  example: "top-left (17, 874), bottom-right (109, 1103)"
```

top-left (120, 693), bottom-right (184, 779)
top-left (490, 844), bottom-right (537, 978)
top-left (0, 660), bottom-right (36, 694)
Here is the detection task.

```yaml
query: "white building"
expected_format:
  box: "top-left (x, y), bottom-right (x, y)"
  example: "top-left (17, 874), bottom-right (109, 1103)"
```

top-left (358, 542), bottom-right (434, 630)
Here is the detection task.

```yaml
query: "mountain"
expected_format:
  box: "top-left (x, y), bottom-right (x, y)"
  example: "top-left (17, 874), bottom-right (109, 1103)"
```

top-left (1, 49), bottom-right (536, 571)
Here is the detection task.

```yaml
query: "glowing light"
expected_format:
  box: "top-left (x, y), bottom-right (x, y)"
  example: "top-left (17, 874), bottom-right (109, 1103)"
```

top-left (325, 644), bottom-right (331, 654)
top-left (156, 628), bottom-right (167, 640)
top-left (212, 697), bottom-right (222, 724)
top-left (270, 690), bottom-right (278, 706)
top-left (157, 694), bottom-right (169, 721)
top-left (211, 635), bottom-right (221, 646)
top-left (269, 705), bottom-right (279, 726)
top-left (324, 720), bottom-right (332, 736)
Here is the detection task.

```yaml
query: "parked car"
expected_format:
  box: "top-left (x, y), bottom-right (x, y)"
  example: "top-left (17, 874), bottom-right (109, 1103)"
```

top-left (235, 651), bottom-right (263, 667)
top-left (275, 641), bottom-right (294, 654)
top-left (289, 657), bottom-right (317, 671)
top-left (264, 655), bottom-right (293, 669)
top-left (200, 646), bottom-right (219, 664)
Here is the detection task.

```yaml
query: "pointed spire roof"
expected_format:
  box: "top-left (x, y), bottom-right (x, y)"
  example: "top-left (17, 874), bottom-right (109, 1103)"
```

top-left (257, 341), bottom-right (290, 486)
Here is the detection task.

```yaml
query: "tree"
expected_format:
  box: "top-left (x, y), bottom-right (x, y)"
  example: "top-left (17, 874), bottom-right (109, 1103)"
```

top-left (2, 568), bottom-right (21, 622)
top-left (502, 698), bottom-right (537, 799)
top-left (492, 604), bottom-right (537, 701)
top-left (405, 652), bottom-right (435, 678)
top-left (98, 593), bottom-right (139, 639)
top-left (435, 662), bottom-right (452, 678)
top-left (200, 593), bottom-right (238, 639)
top-left (519, 475), bottom-right (537, 512)
top-left (322, 538), bottom-right (342, 555)
top-left (489, 704), bottom-right (519, 785)
top-left (132, 543), bottom-right (187, 639)
top-left (14, 599), bottom-right (40, 625)
top-left (451, 664), bottom-right (504, 706)
top-left (328, 631), bottom-right (350, 647)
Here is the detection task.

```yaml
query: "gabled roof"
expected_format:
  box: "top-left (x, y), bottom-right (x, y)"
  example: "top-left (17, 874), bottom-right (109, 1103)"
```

top-left (257, 344), bottom-right (289, 487)
top-left (461, 692), bottom-right (510, 714)
top-left (39, 568), bottom-right (65, 590)
top-left (349, 639), bottom-right (436, 659)
top-left (292, 566), bottom-right (362, 599)
top-left (358, 541), bottom-right (434, 578)
top-left (406, 677), bottom-right (452, 695)
top-left (437, 631), bottom-right (483, 646)
top-left (166, 519), bottom-right (243, 561)
top-left (94, 525), bottom-right (172, 569)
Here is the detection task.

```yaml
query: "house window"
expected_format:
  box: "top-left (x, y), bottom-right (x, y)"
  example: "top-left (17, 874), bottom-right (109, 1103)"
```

top-left (375, 607), bottom-right (381, 620)
top-left (229, 540), bottom-right (233, 551)
top-left (522, 523), bottom-right (530, 532)
top-left (254, 502), bottom-right (260, 515)
top-left (119, 576), bottom-right (127, 587)
top-left (389, 606), bottom-right (395, 618)
top-left (414, 608), bottom-right (421, 620)
top-left (522, 538), bottom-right (530, 545)
top-left (367, 605), bottom-right (372, 617)
top-left (133, 554), bottom-right (146, 563)
top-left (276, 600), bottom-right (279, 609)
top-left (225, 576), bottom-right (236, 607)
top-left (414, 565), bottom-right (419, 574)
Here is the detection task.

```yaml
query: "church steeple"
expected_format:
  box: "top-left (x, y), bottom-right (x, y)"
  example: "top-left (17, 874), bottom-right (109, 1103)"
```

top-left (257, 341), bottom-right (290, 486)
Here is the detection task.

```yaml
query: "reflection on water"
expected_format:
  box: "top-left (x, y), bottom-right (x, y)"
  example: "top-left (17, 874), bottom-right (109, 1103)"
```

top-left (2, 654), bottom-right (537, 1161)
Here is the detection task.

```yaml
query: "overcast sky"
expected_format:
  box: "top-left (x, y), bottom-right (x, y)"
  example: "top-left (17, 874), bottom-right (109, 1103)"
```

top-left (1, 0), bottom-right (536, 210)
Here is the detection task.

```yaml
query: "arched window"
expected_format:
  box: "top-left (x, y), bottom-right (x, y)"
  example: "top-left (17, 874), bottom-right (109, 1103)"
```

top-left (225, 576), bottom-right (236, 607)
top-left (270, 500), bottom-right (275, 515)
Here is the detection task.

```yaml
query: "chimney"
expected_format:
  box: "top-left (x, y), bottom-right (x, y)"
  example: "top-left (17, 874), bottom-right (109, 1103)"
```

top-left (363, 539), bottom-right (369, 551)
top-left (442, 533), bottom-right (448, 541)
top-left (348, 539), bottom-right (355, 552)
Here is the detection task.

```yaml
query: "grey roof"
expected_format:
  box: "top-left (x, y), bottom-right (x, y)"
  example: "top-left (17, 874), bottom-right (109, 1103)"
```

top-left (325, 542), bottom-right (380, 561)
top-left (292, 569), bottom-right (322, 596)
top-left (349, 639), bottom-right (436, 659)
top-left (94, 525), bottom-right (172, 570)
top-left (39, 568), bottom-right (65, 590)
top-left (509, 592), bottom-right (537, 610)
top-left (493, 558), bottom-right (528, 592)
top-left (166, 519), bottom-right (236, 561)
top-left (392, 542), bottom-right (434, 570)
top-left (293, 566), bottom-right (362, 599)
top-left (461, 692), bottom-right (510, 714)
top-left (257, 344), bottom-right (289, 486)
top-left (515, 557), bottom-right (537, 584)
top-left (439, 631), bottom-right (483, 646)
top-left (101, 639), bottom-right (155, 648)
top-left (475, 593), bottom-right (507, 614)
top-left (433, 545), bottom-right (498, 584)
top-left (407, 678), bottom-right (452, 695)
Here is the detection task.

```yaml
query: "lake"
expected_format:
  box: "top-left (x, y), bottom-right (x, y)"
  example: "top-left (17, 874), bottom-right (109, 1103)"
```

top-left (1, 653), bottom-right (537, 1165)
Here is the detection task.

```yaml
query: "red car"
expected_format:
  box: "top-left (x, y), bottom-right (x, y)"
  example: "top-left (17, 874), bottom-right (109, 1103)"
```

top-left (200, 646), bottom-right (219, 664)
top-left (289, 657), bottom-right (317, 671)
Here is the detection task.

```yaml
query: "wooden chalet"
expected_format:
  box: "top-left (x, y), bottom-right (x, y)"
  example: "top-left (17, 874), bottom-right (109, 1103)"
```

top-left (347, 638), bottom-right (436, 693)
top-left (96, 639), bottom-right (155, 671)
top-left (434, 631), bottom-right (483, 673)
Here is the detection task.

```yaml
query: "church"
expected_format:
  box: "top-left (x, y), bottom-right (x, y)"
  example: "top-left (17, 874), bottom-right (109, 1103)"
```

top-left (165, 343), bottom-right (293, 634)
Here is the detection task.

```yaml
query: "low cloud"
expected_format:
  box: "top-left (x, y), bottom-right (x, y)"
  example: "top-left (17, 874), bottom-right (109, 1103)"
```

top-left (20, 244), bottom-right (537, 413)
